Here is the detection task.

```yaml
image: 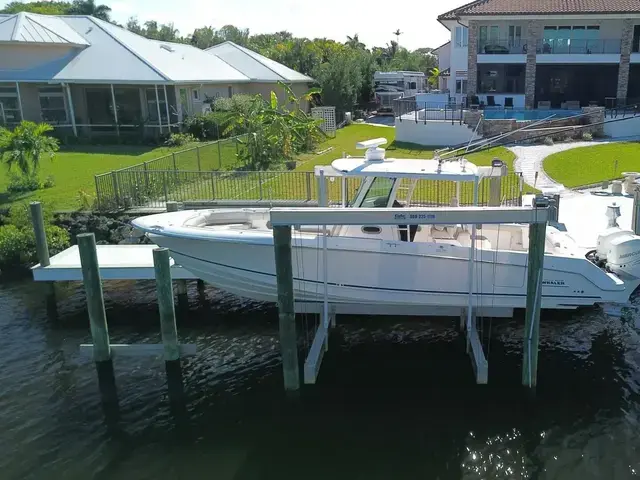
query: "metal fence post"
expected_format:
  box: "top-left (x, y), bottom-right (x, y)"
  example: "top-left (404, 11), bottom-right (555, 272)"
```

top-left (111, 171), bottom-right (120, 209)
top-left (306, 172), bottom-right (312, 202)
top-left (258, 171), bottom-right (263, 200)
top-left (210, 171), bottom-right (216, 199)
top-left (217, 140), bottom-right (222, 170)
top-left (163, 171), bottom-right (169, 203)
top-left (196, 146), bottom-right (201, 172)
top-left (172, 152), bottom-right (177, 171)
top-left (95, 175), bottom-right (102, 211)
top-left (143, 161), bottom-right (150, 192)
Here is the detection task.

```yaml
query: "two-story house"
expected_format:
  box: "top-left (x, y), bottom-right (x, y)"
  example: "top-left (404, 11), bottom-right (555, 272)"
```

top-left (436, 0), bottom-right (640, 109)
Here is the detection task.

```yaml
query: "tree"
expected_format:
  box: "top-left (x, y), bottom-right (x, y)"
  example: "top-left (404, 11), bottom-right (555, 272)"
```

top-left (0, 122), bottom-right (59, 178)
top-left (429, 67), bottom-right (441, 88)
top-left (0, 1), bottom-right (71, 15)
top-left (68, 0), bottom-right (111, 21)
top-left (217, 25), bottom-right (250, 46)
top-left (190, 26), bottom-right (218, 49)
top-left (346, 33), bottom-right (365, 49)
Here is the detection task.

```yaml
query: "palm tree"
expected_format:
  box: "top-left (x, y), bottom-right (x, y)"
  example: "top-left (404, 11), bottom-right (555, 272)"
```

top-left (0, 122), bottom-right (59, 178)
top-left (392, 29), bottom-right (403, 48)
top-left (429, 67), bottom-right (441, 88)
top-left (346, 33), bottom-right (364, 49)
top-left (69, 0), bottom-right (112, 21)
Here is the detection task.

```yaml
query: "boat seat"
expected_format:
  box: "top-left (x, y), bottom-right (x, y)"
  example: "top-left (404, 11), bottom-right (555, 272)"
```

top-left (455, 231), bottom-right (492, 250)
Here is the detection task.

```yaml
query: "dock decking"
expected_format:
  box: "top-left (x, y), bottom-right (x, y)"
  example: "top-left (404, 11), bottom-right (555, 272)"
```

top-left (32, 244), bottom-right (196, 282)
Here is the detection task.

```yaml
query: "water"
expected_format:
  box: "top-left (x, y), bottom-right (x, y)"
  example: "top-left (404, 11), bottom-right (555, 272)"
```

top-left (2, 278), bottom-right (640, 479)
top-left (484, 110), bottom-right (582, 121)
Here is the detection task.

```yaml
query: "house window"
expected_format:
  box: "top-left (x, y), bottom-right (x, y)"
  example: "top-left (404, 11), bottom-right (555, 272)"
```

top-left (193, 89), bottom-right (199, 101)
top-left (228, 86), bottom-right (233, 98)
top-left (455, 26), bottom-right (468, 48)
top-left (39, 86), bottom-right (67, 124)
top-left (0, 85), bottom-right (21, 124)
top-left (508, 26), bottom-right (522, 47)
top-left (456, 79), bottom-right (468, 94)
top-left (146, 88), bottom-right (168, 123)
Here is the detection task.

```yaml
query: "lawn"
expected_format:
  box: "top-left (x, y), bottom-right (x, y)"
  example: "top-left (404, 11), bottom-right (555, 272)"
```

top-left (543, 142), bottom-right (640, 188)
top-left (295, 124), bottom-right (517, 172)
top-left (0, 138), bottom-right (242, 211)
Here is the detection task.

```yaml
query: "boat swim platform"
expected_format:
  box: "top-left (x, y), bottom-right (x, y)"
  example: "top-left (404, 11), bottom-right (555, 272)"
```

top-left (32, 244), bottom-right (197, 282)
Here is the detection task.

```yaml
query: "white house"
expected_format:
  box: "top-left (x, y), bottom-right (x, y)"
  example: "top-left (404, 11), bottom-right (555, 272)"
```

top-left (0, 12), bottom-right (313, 139)
top-left (435, 0), bottom-right (640, 108)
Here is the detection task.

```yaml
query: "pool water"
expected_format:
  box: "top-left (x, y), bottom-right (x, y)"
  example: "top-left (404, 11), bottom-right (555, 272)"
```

top-left (484, 109), bottom-right (582, 121)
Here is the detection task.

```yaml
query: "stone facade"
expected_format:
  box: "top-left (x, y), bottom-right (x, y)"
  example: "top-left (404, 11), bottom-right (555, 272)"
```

top-left (524, 21), bottom-right (541, 109)
top-left (467, 21), bottom-right (478, 96)
top-left (617, 19), bottom-right (634, 103)
top-left (462, 110), bottom-right (483, 132)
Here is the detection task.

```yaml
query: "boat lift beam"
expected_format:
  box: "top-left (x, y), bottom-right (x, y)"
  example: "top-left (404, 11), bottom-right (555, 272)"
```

top-left (271, 203), bottom-right (548, 391)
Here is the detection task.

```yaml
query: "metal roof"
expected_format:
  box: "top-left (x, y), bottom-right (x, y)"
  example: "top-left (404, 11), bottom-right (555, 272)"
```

top-left (0, 14), bottom-right (308, 84)
top-left (0, 12), bottom-right (89, 46)
top-left (206, 41), bottom-right (313, 83)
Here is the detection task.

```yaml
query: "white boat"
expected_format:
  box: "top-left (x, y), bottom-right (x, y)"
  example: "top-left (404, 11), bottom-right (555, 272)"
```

top-left (132, 139), bottom-right (640, 317)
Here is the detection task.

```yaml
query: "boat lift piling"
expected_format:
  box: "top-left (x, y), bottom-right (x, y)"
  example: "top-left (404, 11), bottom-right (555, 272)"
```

top-left (632, 189), bottom-right (640, 235)
top-left (29, 202), bottom-right (57, 318)
top-left (270, 203), bottom-right (548, 390)
top-left (165, 201), bottom-right (191, 311)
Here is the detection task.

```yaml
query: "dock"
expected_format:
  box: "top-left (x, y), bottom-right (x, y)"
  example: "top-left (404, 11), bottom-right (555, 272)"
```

top-left (32, 244), bottom-right (196, 282)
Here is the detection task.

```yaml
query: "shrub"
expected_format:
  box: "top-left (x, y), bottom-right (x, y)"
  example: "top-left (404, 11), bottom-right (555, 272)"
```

top-left (43, 175), bottom-right (55, 189)
top-left (165, 133), bottom-right (197, 147)
top-left (183, 112), bottom-right (227, 140)
top-left (6, 173), bottom-right (41, 193)
top-left (582, 132), bottom-right (593, 141)
top-left (0, 222), bottom-right (69, 269)
top-left (543, 136), bottom-right (554, 146)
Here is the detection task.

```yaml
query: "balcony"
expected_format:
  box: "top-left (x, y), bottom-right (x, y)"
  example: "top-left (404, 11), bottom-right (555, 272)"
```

top-left (536, 39), bottom-right (621, 55)
top-left (478, 39), bottom-right (527, 55)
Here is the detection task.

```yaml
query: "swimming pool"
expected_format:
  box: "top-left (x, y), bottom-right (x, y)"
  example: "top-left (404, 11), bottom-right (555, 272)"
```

top-left (484, 109), bottom-right (582, 121)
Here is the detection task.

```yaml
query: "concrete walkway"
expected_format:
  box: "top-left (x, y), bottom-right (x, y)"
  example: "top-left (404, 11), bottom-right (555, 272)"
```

top-left (509, 141), bottom-right (610, 193)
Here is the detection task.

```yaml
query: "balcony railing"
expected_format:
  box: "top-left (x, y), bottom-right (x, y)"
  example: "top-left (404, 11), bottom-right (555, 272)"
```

top-left (478, 38), bottom-right (622, 55)
top-left (478, 39), bottom-right (527, 55)
top-left (536, 38), bottom-right (621, 55)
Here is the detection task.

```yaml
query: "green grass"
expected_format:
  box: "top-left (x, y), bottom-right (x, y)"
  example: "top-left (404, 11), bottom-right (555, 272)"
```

top-left (0, 139), bottom-right (243, 211)
top-left (295, 124), bottom-right (517, 172)
top-left (543, 142), bottom-right (640, 188)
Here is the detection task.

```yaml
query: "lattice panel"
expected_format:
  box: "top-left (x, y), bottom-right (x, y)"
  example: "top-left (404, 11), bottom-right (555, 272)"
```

top-left (311, 107), bottom-right (336, 136)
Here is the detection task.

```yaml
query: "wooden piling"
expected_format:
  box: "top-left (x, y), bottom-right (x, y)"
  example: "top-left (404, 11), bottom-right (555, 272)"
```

top-left (153, 248), bottom-right (180, 362)
top-left (166, 201), bottom-right (179, 212)
top-left (78, 233), bottom-right (111, 363)
top-left (176, 279), bottom-right (189, 314)
top-left (273, 225), bottom-right (300, 391)
top-left (522, 197), bottom-right (547, 388)
top-left (632, 189), bottom-right (640, 235)
top-left (29, 201), bottom-right (56, 316)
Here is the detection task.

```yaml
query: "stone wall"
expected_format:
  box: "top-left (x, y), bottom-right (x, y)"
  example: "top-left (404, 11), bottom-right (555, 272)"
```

top-left (462, 110), bottom-right (483, 133)
top-left (479, 107), bottom-right (606, 142)
top-left (524, 21), bottom-right (541, 109)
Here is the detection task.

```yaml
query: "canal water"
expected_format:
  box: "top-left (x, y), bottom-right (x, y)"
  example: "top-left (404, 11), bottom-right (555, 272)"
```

top-left (2, 278), bottom-right (640, 479)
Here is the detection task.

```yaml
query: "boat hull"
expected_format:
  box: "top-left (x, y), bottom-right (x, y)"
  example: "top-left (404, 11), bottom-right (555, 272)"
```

top-left (147, 231), bottom-right (637, 312)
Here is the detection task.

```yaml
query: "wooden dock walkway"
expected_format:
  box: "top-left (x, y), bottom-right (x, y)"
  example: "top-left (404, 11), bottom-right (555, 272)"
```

top-left (32, 244), bottom-right (196, 282)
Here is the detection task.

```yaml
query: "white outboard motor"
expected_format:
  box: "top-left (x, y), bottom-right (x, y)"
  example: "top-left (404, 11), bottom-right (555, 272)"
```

top-left (596, 203), bottom-right (640, 278)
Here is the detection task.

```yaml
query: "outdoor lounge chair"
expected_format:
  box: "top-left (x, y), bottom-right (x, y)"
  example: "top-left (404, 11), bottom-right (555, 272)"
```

top-left (538, 101), bottom-right (551, 110)
top-left (487, 96), bottom-right (500, 107)
top-left (565, 100), bottom-right (581, 110)
top-left (504, 97), bottom-right (514, 108)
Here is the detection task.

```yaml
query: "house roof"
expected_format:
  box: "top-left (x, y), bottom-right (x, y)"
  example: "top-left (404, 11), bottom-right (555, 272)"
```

top-left (0, 14), bottom-right (310, 85)
top-left (438, 0), bottom-right (640, 20)
top-left (206, 41), bottom-right (313, 83)
top-left (0, 12), bottom-right (89, 46)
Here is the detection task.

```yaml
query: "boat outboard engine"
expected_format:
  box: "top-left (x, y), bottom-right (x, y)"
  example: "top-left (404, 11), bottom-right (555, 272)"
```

top-left (594, 202), bottom-right (640, 278)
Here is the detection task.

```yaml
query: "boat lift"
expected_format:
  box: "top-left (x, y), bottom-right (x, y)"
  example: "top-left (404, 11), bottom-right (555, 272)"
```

top-left (270, 201), bottom-right (549, 390)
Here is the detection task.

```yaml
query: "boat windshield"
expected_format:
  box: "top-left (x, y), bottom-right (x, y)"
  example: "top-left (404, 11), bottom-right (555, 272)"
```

top-left (359, 177), bottom-right (396, 208)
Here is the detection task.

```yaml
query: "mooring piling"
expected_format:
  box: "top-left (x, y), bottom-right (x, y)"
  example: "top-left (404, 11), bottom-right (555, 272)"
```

top-left (176, 279), bottom-right (189, 313)
top-left (77, 232), bottom-right (118, 403)
top-left (153, 248), bottom-right (180, 361)
top-left (273, 225), bottom-right (300, 391)
top-left (29, 201), bottom-right (57, 317)
top-left (522, 196), bottom-right (548, 388)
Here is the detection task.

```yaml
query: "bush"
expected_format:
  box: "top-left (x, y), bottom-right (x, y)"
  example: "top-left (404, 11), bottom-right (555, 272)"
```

top-left (164, 133), bottom-right (197, 147)
top-left (0, 222), bottom-right (69, 270)
top-left (183, 112), bottom-right (227, 140)
top-left (582, 132), bottom-right (593, 141)
top-left (7, 173), bottom-right (40, 193)
top-left (543, 136), bottom-right (554, 146)
top-left (43, 175), bottom-right (55, 189)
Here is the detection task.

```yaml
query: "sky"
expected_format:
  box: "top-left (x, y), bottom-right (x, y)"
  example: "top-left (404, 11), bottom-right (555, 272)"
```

top-left (1, 0), bottom-right (472, 50)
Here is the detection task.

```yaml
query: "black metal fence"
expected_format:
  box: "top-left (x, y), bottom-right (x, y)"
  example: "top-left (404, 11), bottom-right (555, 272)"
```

top-left (394, 99), bottom-right (464, 125)
top-left (95, 165), bottom-right (524, 211)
